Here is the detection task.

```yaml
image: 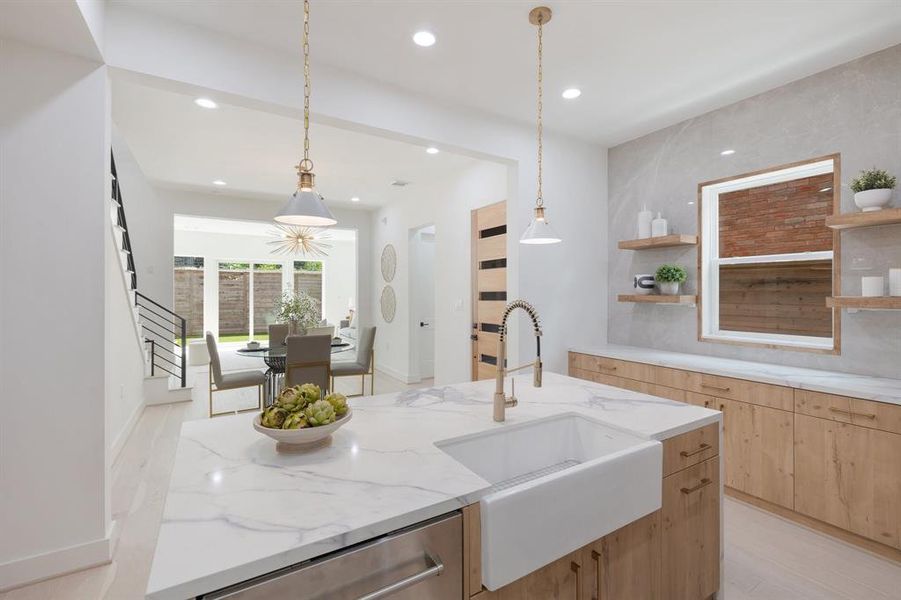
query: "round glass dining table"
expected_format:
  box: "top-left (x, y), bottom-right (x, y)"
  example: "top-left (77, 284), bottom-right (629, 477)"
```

top-left (237, 339), bottom-right (355, 404)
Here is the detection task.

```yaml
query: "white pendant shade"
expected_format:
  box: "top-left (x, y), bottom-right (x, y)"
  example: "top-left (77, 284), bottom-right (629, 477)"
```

top-left (275, 189), bottom-right (337, 227)
top-left (520, 213), bottom-right (562, 245)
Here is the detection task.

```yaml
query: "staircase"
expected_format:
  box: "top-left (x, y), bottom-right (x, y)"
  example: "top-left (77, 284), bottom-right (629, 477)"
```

top-left (110, 152), bottom-right (192, 404)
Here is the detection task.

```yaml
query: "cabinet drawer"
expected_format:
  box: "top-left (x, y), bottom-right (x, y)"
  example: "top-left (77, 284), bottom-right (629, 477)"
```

top-left (653, 366), bottom-right (701, 391)
top-left (795, 390), bottom-right (901, 436)
top-left (662, 423), bottom-right (719, 477)
top-left (695, 373), bottom-right (793, 412)
top-left (569, 354), bottom-right (653, 382)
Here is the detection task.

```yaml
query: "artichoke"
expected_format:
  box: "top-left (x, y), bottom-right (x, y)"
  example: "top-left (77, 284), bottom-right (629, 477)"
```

top-left (304, 399), bottom-right (336, 427)
top-left (298, 383), bottom-right (321, 403)
top-left (282, 412), bottom-right (308, 430)
top-left (277, 387), bottom-right (306, 412)
top-left (261, 406), bottom-right (289, 429)
top-left (324, 392), bottom-right (349, 417)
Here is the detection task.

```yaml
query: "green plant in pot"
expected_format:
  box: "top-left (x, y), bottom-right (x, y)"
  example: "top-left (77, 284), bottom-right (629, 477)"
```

top-left (274, 290), bottom-right (322, 336)
top-left (655, 264), bottom-right (687, 295)
top-left (851, 167), bottom-right (896, 212)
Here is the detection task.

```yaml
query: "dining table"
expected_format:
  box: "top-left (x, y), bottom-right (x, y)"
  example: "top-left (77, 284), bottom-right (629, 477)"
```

top-left (237, 338), bottom-right (355, 404)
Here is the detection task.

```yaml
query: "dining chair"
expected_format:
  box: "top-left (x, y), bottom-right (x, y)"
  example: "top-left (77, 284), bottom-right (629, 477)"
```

top-left (285, 334), bottom-right (332, 392)
top-left (331, 326), bottom-right (376, 397)
top-left (269, 323), bottom-right (290, 347)
top-left (205, 332), bottom-right (266, 418)
top-left (305, 325), bottom-right (335, 338)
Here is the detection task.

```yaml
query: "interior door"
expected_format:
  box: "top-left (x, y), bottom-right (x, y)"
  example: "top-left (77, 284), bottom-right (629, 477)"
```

top-left (412, 225), bottom-right (436, 379)
top-left (471, 201), bottom-right (507, 381)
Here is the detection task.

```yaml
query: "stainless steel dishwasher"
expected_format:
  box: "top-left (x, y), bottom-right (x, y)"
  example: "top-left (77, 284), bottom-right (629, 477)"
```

top-left (201, 512), bottom-right (463, 599)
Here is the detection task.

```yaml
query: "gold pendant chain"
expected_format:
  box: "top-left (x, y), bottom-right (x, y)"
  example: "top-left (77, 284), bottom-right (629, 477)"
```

top-left (536, 16), bottom-right (543, 207)
top-left (300, 0), bottom-right (313, 173)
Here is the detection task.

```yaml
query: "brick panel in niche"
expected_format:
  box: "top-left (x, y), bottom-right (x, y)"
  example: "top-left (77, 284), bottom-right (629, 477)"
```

top-left (719, 173), bottom-right (833, 258)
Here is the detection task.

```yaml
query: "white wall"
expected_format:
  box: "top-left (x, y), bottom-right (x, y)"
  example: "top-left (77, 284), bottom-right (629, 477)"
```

top-left (173, 228), bottom-right (357, 330)
top-left (371, 161), bottom-right (508, 384)
top-left (0, 38), bottom-right (112, 589)
top-left (104, 7), bottom-right (609, 376)
top-left (105, 222), bottom-right (146, 463)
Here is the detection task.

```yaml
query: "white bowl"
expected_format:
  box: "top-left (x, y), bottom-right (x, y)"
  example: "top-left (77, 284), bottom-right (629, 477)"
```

top-left (854, 188), bottom-right (893, 212)
top-left (253, 406), bottom-right (353, 448)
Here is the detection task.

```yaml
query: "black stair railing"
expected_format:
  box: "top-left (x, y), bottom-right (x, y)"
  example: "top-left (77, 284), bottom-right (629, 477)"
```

top-left (112, 151), bottom-right (187, 388)
top-left (136, 291), bottom-right (187, 388)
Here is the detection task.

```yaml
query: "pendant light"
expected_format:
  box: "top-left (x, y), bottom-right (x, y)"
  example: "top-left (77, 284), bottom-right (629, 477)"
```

top-left (520, 6), bottom-right (561, 245)
top-left (275, 0), bottom-right (337, 227)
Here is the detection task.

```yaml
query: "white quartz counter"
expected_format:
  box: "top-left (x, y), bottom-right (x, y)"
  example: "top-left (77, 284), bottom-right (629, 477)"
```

top-left (570, 344), bottom-right (901, 406)
top-left (146, 372), bottom-right (719, 599)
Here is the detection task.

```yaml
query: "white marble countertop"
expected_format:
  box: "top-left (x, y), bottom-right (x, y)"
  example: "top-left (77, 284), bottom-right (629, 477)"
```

top-left (145, 372), bottom-right (719, 599)
top-left (570, 344), bottom-right (901, 406)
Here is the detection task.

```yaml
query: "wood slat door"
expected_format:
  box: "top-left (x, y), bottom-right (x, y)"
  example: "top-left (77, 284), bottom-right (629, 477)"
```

top-left (471, 201), bottom-right (507, 381)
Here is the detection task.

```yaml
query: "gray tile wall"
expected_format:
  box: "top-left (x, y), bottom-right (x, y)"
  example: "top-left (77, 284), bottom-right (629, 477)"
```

top-left (607, 44), bottom-right (901, 378)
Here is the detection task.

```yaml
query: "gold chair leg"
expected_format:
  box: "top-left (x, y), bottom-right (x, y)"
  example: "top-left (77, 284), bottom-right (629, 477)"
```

top-left (209, 363), bottom-right (213, 418)
top-left (361, 374), bottom-right (365, 396)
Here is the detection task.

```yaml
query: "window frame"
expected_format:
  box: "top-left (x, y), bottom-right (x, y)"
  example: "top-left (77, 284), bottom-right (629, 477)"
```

top-left (697, 154), bottom-right (841, 354)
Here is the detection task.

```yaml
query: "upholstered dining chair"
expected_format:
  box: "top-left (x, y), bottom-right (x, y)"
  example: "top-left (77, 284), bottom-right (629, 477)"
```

top-left (331, 326), bottom-right (376, 397)
top-left (205, 332), bottom-right (266, 418)
top-left (268, 323), bottom-right (289, 347)
top-left (285, 334), bottom-right (332, 392)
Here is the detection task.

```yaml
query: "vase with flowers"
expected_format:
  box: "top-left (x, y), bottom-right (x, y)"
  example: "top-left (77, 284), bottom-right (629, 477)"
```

top-left (275, 290), bottom-right (322, 335)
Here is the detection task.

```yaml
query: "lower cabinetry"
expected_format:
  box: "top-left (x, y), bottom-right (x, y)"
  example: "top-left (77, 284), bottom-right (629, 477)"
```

top-left (471, 425), bottom-right (721, 600)
top-left (794, 413), bottom-right (901, 550)
top-left (569, 351), bottom-right (901, 560)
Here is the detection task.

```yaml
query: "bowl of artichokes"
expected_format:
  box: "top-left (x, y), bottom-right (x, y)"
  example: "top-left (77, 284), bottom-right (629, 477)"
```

top-left (253, 383), bottom-right (352, 447)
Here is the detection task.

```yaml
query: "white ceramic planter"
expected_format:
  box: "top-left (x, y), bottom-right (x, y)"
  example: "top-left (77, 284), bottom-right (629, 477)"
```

top-left (657, 281), bottom-right (681, 295)
top-left (854, 188), bottom-right (893, 212)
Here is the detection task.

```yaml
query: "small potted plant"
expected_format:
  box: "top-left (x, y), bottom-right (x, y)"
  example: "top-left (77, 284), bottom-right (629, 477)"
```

top-left (275, 290), bottom-right (322, 335)
top-left (655, 264), bottom-right (687, 295)
top-left (851, 167), bottom-right (896, 212)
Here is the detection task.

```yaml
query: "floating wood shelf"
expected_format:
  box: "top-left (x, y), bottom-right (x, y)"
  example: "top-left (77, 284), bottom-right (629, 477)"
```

top-left (825, 207), bottom-right (901, 230)
top-left (617, 234), bottom-right (698, 250)
top-left (826, 296), bottom-right (901, 310)
top-left (618, 294), bottom-right (697, 305)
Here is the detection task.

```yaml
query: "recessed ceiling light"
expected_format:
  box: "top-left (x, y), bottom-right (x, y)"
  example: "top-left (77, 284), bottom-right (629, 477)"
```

top-left (562, 88), bottom-right (581, 99)
top-left (819, 187), bottom-right (832, 193)
top-left (194, 98), bottom-right (218, 109)
top-left (212, 180), bottom-right (227, 186)
top-left (720, 149), bottom-right (736, 156)
top-left (426, 146), bottom-right (440, 154)
top-left (413, 31), bottom-right (436, 47)
top-left (351, 196), bottom-right (360, 203)
top-left (688, 201), bottom-right (695, 206)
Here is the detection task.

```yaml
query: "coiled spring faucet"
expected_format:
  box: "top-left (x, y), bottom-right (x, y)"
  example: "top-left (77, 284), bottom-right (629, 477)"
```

top-left (494, 300), bottom-right (543, 422)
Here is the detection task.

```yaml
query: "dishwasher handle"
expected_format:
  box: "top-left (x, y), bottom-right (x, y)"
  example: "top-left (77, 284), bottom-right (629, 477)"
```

top-left (356, 552), bottom-right (444, 600)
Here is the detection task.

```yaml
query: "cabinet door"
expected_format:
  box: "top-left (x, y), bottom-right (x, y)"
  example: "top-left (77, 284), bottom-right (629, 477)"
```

top-left (583, 511), bottom-right (661, 600)
top-left (794, 413), bottom-right (901, 550)
top-left (720, 398), bottom-right (794, 509)
top-left (662, 457), bottom-right (720, 600)
top-left (476, 550), bottom-right (583, 600)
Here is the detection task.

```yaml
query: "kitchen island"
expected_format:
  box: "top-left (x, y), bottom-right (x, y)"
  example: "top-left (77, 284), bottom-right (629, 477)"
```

top-left (146, 372), bottom-right (721, 599)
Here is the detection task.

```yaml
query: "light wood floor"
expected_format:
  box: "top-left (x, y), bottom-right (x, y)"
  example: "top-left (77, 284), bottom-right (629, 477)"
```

top-left (4, 373), bottom-right (900, 600)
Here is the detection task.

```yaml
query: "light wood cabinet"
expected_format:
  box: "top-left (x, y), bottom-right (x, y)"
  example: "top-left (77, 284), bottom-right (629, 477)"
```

top-left (662, 422), bottom-right (719, 476)
top-left (796, 389), bottom-right (901, 435)
top-left (582, 511), bottom-right (661, 600)
top-left (794, 413), bottom-right (901, 550)
top-left (697, 373), bottom-right (794, 412)
top-left (474, 550), bottom-right (583, 600)
top-left (719, 398), bottom-right (794, 509)
top-left (662, 457), bottom-right (721, 600)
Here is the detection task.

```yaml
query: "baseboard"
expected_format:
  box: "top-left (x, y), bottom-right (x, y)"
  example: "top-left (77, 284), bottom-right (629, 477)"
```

top-left (374, 366), bottom-right (417, 385)
top-left (0, 525), bottom-right (115, 592)
top-left (725, 488), bottom-right (901, 564)
top-left (110, 401), bottom-right (145, 462)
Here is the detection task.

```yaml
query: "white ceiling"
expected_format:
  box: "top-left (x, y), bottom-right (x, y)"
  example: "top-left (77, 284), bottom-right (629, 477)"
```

top-left (112, 77), bottom-right (482, 208)
top-left (112, 0), bottom-right (901, 145)
top-left (174, 215), bottom-right (357, 241)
